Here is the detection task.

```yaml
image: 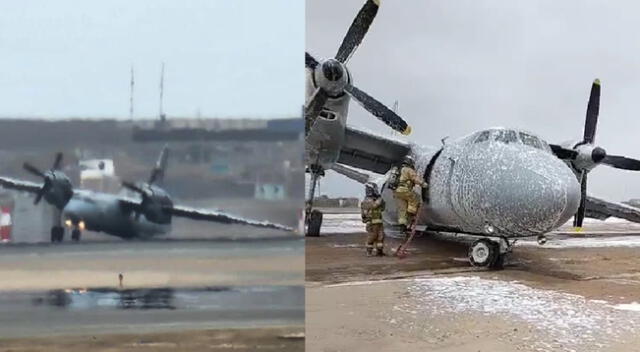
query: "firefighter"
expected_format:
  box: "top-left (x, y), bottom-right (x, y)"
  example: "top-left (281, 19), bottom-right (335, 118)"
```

top-left (360, 183), bottom-right (386, 256)
top-left (393, 155), bottom-right (427, 234)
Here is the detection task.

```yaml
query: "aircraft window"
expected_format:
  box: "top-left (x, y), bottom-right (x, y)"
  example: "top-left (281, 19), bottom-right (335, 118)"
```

top-left (495, 130), bottom-right (518, 144)
top-left (519, 132), bottom-right (542, 149)
top-left (474, 131), bottom-right (491, 143)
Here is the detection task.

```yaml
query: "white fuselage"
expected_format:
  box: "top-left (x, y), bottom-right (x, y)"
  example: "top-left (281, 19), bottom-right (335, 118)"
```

top-left (381, 128), bottom-right (581, 238)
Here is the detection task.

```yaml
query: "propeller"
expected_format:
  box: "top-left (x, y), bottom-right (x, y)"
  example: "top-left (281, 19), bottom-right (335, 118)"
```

top-left (23, 152), bottom-right (63, 205)
top-left (122, 181), bottom-right (151, 220)
top-left (305, 0), bottom-right (411, 136)
top-left (548, 79), bottom-right (640, 228)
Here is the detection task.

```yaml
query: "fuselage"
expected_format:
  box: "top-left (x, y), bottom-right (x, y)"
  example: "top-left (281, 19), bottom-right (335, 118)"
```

top-left (381, 127), bottom-right (581, 238)
top-left (62, 190), bottom-right (171, 239)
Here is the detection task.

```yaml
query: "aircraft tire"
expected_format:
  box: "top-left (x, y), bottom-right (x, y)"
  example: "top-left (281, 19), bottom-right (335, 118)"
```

top-left (51, 226), bottom-right (64, 243)
top-left (306, 210), bottom-right (323, 237)
top-left (71, 229), bottom-right (81, 242)
top-left (469, 239), bottom-right (497, 267)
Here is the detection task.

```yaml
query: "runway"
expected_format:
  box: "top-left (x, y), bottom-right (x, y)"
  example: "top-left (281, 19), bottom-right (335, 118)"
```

top-left (1, 285), bottom-right (303, 339)
top-left (0, 237), bottom-right (304, 344)
top-left (306, 212), bottom-right (640, 352)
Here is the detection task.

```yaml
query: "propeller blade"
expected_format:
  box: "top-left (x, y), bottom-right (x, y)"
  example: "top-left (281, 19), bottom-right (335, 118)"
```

top-left (305, 88), bottom-right (329, 135)
top-left (52, 152), bottom-right (63, 170)
top-left (602, 155), bottom-right (640, 171)
top-left (345, 84), bottom-right (411, 135)
top-left (583, 79), bottom-right (600, 144)
top-left (549, 144), bottom-right (578, 160)
top-left (148, 169), bottom-right (161, 185)
top-left (34, 178), bottom-right (51, 205)
top-left (23, 163), bottom-right (45, 178)
top-left (335, 0), bottom-right (379, 63)
top-left (122, 181), bottom-right (146, 195)
top-left (573, 171), bottom-right (587, 228)
top-left (305, 52), bottom-right (319, 69)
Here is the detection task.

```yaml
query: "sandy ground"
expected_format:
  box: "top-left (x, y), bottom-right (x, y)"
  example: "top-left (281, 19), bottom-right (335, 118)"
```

top-left (306, 214), bottom-right (640, 352)
top-left (0, 327), bottom-right (304, 352)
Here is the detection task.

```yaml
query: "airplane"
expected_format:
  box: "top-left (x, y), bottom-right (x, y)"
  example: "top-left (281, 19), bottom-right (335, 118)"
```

top-left (0, 146), bottom-right (291, 242)
top-left (305, 0), bottom-right (411, 235)
top-left (305, 1), bottom-right (640, 269)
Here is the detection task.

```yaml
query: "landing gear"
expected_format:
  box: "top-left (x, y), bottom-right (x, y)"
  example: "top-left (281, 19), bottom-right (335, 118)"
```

top-left (469, 237), bottom-right (510, 270)
top-left (305, 165), bottom-right (324, 237)
top-left (71, 228), bottom-right (81, 242)
top-left (50, 226), bottom-right (64, 243)
top-left (306, 210), bottom-right (323, 237)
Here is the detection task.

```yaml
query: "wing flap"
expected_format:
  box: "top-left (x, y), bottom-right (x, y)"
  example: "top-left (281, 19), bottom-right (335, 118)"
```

top-left (168, 205), bottom-right (293, 231)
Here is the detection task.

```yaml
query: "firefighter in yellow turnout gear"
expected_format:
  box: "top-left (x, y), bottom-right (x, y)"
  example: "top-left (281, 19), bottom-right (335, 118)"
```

top-left (393, 155), bottom-right (427, 234)
top-left (360, 183), bottom-right (386, 256)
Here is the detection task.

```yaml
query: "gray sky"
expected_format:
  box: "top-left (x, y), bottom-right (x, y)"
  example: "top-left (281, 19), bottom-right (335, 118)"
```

top-left (0, 0), bottom-right (303, 119)
top-left (308, 0), bottom-right (640, 202)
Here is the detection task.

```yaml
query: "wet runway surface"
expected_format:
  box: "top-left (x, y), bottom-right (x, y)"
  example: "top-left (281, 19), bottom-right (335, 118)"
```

top-left (0, 237), bottom-right (304, 338)
top-left (0, 285), bottom-right (303, 338)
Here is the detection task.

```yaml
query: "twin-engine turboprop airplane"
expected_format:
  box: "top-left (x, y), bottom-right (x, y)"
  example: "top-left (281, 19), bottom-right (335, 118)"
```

top-left (320, 79), bottom-right (640, 269)
top-left (305, 1), bottom-right (640, 269)
top-left (0, 147), bottom-right (291, 242)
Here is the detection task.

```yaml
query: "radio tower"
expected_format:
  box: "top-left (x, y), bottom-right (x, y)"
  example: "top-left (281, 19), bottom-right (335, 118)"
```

top-left (129, 65), bottom-right (134, 119)
top-left (159, 62), bottom-right (165, 123)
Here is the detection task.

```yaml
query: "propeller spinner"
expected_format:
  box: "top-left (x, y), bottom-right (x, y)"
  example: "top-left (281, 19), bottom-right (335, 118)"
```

top-left (305, 0), bottom-right (411, 136)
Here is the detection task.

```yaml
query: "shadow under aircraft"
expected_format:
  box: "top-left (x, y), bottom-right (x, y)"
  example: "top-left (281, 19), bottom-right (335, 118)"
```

top-left (0, 146), bottom-right (291, 242)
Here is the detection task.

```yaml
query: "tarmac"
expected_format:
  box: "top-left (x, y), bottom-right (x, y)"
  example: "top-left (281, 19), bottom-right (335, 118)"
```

top-left (0, 233), bottom-right (304, 351)
top-left (306, 211), bottom-right (640, 352)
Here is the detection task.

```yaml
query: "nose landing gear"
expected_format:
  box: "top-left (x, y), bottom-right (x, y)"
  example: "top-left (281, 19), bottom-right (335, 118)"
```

top-left (469, 237), bottom-right (513, 270)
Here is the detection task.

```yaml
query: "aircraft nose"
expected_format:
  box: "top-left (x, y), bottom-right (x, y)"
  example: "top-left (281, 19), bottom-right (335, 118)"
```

top-left (464, 149), bottom-right (580, 236)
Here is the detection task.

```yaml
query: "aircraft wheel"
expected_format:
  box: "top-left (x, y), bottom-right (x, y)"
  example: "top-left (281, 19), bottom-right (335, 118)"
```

top-left (469, 239), bottom-right (497, 267)
top-left (71, 229), bottom-right (81, 242)
top-left (51, 226), bottom-right (64, 243)
top-left (306, 210), bottom-right (323, 237)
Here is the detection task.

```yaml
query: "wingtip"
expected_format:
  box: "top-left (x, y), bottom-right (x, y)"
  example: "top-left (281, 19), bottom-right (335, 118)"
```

top-left (401, 126), bottom-right (412, 136)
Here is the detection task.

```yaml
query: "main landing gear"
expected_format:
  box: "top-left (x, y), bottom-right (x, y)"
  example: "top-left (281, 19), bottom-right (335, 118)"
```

top-left (50, 226), bottom-right (64, 243)
top-left (305, 165), bottom-right (324, 237)
top-left (468, 237), bottom-right (513, 270)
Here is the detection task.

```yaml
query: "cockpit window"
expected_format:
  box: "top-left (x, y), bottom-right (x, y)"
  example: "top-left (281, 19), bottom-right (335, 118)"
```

top-left (474, 131), bottom-right (491, 143)
top-left (495, 130), bottom-right (518, 144)
top-left (519, 132), bottom-right (542, 149)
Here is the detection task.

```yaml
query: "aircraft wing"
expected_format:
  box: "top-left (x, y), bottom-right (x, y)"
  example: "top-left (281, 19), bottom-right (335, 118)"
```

top-left (167, 205), bottom-right (293, 231)
top-left (0, 176), bottom-right (42, 194)
top-left (337, 126), bottom-right (410, 174)
top-left (331, 163), bottom-right (371, 184)
top-left (585, 196), bottom-right (640, 223)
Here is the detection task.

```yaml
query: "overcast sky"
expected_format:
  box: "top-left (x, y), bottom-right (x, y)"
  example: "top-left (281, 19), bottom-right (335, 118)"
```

top-left (0, 0), bottom-right (303, 119)
top-left (307, 0), bottom-right (640, 202)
